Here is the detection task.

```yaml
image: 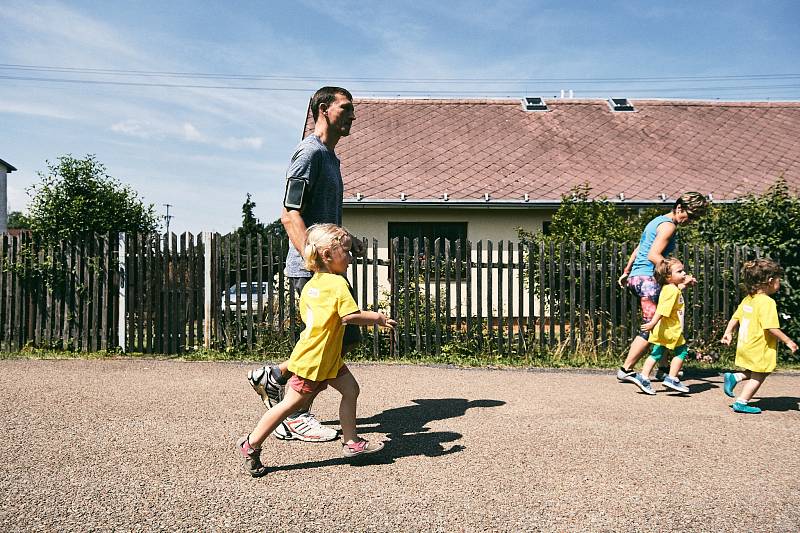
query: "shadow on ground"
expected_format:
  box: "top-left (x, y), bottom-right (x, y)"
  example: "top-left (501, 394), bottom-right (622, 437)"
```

top-left (267, 398), bottom-right (505, 473)
top-left (754, 396), bottom-right (800, 412)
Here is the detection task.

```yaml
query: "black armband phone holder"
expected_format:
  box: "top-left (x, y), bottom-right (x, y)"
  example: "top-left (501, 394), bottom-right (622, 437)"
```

top-left (284, 178), bottom-right (307, 210)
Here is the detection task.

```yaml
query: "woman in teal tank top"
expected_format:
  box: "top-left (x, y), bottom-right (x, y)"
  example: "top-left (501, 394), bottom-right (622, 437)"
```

top-left (616, 192), bottom-right (708, 393)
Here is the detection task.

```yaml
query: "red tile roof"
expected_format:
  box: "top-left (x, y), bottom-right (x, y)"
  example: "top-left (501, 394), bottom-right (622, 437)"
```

top-left (305, 98), bottom-right (800, 203)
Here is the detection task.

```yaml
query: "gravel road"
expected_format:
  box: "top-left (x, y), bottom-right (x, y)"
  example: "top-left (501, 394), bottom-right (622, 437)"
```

top-left (1, 359), bottom-right (799, 532)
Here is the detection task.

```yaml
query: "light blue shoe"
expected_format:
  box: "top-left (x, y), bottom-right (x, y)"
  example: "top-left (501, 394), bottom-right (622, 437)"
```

top-left (731, 401), bottom-right (761, 414)
top-left (663, 375), bottom-right (690, 393)
top-left (723, 372), bottom-right (737, 398)
top-left (630, 373), bottom-right (656, 395)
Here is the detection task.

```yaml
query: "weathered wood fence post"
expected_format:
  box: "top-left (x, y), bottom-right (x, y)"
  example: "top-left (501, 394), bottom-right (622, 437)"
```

top-left (203, 231), bottom-right (213, 349)
top-left (117, 232), bottom-right (127, 352)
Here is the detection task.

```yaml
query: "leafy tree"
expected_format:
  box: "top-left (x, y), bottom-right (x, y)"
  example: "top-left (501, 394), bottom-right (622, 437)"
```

top-left (697, 178), bottom-right (800, 341)
top-left (7, 211), bottom-right (30, 230)
top-left (26, 155), bottom-right (158, 241)
top-left (234, 192), bottom-right (287, 241)
top-left (518, 184), bottom-right (640, 245)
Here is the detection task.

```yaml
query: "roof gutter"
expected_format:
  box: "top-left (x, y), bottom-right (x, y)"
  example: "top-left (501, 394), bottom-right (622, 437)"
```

top-left (343, 198), bottom-right (734, 209)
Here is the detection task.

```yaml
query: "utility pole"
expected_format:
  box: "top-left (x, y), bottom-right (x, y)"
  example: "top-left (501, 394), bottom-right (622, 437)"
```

top-left (163, 203), bottom-right (174, 235)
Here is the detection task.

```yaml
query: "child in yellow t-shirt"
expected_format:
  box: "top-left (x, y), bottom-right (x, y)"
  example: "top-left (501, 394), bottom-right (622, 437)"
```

top-left (632, 258), bottom-right (695, 395)
top-left (236, 223), bottom-right (397, 477)
top-left (721, 259), bottom-right (797, 414)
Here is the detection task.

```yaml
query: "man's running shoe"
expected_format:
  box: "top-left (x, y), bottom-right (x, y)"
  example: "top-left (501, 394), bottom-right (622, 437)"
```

top-left (236, 435), bottom-right (268, 478)
top-left (617, 367), bottom-right (636, 382)
top-left (630, 373), bottom-right (656, 395)
top-left (247, 365), bottom-right (284, 408)
top-left (723, 372), bottom-right (737, 398)
top-left (731, 401), bottom-right (761, 414)
top-left (273, 412), bottom-right (338, 442)
top-left (662, 375), bottom-right (690, 393)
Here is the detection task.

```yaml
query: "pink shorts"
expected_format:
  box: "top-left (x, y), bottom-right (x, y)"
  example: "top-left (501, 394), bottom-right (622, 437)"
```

top-left (288, 365), bottom-right (350, 394)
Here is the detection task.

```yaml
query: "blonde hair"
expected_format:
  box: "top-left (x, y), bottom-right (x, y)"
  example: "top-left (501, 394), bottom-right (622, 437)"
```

top-left (303, 223), bottom-right (351, 271)
top-left (654, 257), bottom-right (683, 286)
top-left (741, 258), bottom-right (783, 295)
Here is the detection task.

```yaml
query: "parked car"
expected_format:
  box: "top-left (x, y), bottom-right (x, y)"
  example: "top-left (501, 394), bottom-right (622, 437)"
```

top-left (221, 282), bottom-right (269, 312)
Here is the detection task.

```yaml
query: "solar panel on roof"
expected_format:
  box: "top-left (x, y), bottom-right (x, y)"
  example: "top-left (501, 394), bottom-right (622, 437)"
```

top-left (522, 97), bottom-right (548, 112)
top-left (608, 98), bottom-right (635, 112)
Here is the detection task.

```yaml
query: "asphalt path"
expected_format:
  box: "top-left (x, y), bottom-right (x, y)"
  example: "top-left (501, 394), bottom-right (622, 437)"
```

top-left (1, 359), bottom-right (799, 532)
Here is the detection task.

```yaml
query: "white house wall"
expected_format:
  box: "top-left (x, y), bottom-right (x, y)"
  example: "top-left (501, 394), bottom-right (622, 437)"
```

top-left (343, 208), bottom-right (553, 318)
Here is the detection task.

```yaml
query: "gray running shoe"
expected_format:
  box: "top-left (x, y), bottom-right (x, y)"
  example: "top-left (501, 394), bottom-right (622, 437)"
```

top-left (247, 365), bottom-right (284, 408)
top-left (617, 367), bottom-right (636, 382)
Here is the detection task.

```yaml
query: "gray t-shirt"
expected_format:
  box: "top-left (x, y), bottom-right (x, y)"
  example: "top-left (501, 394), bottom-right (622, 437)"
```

top-left (284, 134), bottom-right (344, 277)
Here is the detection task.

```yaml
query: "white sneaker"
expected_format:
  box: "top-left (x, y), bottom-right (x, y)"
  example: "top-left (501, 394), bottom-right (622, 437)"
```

top-left (273, 412), bottom-right (338, 442)
top-left (617, 367), bottom-right (636, 382)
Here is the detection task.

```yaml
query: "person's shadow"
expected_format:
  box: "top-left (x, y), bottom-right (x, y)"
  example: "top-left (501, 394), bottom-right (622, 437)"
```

top-left (752, 396), bottom-right (800, 412)
top-left (268, 398), bottom-right (505, 473)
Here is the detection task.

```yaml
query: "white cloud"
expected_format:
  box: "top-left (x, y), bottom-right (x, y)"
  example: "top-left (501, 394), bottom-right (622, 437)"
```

top-left (0, 101), bottom-right (75, 120)
top-left (111, 120), bottom-right (159, 139)
top-left (1, 1), bottom-right (143, 61)
top-left (221, 137), bottom-right (263, 150)
top-left (182, 122), bottom-right (204, 142)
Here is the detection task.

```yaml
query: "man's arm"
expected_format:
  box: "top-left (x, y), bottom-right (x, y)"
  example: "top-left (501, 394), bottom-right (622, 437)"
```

top-left (281, 208), bottom-right (308, 257)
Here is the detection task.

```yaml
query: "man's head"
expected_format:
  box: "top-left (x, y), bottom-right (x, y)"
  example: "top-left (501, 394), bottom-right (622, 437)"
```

top-left (311, 87), bottom-right (355, 126)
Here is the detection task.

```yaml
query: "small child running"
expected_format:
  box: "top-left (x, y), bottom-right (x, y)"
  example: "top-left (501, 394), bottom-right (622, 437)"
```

top-left (720, 259), bottom-right (797, 414)
top-left (236, 223), bottom-right (396, 477)
top-left (632, 258), bottom-right (694, 395)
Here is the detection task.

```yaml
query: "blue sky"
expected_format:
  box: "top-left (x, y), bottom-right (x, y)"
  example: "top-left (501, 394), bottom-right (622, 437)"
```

top-left (2, 0), bottom-right (799, 233)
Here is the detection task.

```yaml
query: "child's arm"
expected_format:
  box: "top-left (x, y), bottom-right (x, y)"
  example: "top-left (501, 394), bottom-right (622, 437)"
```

top-left (677, 274), bottom-right (696, 290)
top-left (767, 328), bottom-right (798, 353)
top-left (342, 310), bottom-right (397, 329)
top-left (642, 313), bottom-right (662, 332)
top-left (720, 317), bottom-right (739, 345)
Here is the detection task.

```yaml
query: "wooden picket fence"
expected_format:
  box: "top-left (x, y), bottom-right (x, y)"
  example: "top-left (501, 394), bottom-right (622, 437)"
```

top-left (0, 232), bottom-right (754, 357)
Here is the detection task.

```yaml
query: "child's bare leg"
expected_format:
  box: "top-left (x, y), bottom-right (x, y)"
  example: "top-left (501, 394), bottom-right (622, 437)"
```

top-left (736, 372), bottom-right (769, 403)
top-left (249, 388), bottom-right (310, 447)
top-left (668, 356), bottom-right (684, 378)
top-left (327, 370), bottom-right (360, 443)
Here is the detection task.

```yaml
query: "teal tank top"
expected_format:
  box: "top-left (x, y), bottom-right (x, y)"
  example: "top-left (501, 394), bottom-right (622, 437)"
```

top-left (629, 215), bottom-right (677, 277)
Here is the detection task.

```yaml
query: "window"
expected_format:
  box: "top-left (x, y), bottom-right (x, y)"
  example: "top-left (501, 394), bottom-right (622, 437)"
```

top-left (388, 222), bottom-right (468, 260)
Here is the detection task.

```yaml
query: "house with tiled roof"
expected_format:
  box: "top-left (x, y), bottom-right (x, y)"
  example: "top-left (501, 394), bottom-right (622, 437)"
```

top-left (303, 97), bottom-right (800, 248)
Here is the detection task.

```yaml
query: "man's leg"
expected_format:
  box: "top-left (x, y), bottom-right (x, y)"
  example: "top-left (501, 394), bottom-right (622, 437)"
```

top-left (248, 276), bottom-right (309, 407)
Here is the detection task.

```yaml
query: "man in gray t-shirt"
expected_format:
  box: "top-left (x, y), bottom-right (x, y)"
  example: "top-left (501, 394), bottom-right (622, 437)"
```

top-left (247, 87), bottom-right (361, 443)
top-left (282, 133), bottom-right (344, 278)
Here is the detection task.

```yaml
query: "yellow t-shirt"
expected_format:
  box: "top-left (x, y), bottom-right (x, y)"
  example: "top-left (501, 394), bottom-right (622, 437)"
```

top-left (649, 284), bottom-right (686, 349)
top-left (733, 293), bottom-right (780, 373)
top-left (288, 272), bottom-right (360, 381)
